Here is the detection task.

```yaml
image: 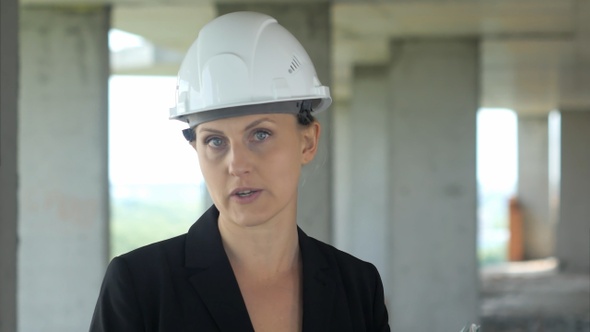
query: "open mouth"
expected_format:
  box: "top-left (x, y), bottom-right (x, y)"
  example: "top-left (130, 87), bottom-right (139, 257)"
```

top-left (232, 189), bottom-right (261, 198)
top-left (236, 190), bottom-right (256, 197)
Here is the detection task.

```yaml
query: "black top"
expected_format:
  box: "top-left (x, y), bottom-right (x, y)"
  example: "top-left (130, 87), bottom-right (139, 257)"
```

top-left (90, 205), bottom-right (390, 331)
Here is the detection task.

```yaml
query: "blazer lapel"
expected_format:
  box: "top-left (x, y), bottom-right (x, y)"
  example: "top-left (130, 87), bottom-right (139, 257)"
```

top-left (299, 228), bottom-right (337, 331)
top-left (184, 206), bottom-right (254, 332)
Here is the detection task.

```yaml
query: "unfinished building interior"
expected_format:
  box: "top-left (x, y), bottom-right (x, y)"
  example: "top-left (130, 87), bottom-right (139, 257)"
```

top-left (1, 0), bottom-right (589, 331)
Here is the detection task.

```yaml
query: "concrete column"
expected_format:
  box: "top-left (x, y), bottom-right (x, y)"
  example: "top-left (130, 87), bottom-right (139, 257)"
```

top-left (333, 101), bottom-right (352, 250)
top-left (216, 3), bottom-right (332, 243)
top-left (0, 0), bottom-right (19, 330)
top-left (517, 115), bottom-right (554, 259)
top-left (19, 6), bottom-right (110, 332)
top-left (555, 0), bottom-right (590, 274)
top-left (559, 0), bottom-right (590, 113)
top-left (556, 111), bottom-right (590, 273)
top-left (336, 65), bottom-right (390, 297)
top-left (388, 40), bottom-right (479, 331)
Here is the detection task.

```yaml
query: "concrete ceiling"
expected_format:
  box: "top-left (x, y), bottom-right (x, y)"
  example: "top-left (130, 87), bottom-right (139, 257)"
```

top-left (332, 1), bottom-right (579, 113)
top-left (21, 0), bottom-right (588, 114)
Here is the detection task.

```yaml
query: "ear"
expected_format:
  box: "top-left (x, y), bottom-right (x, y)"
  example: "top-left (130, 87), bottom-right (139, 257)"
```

top-left (301, 122), bottom-right (321, 165)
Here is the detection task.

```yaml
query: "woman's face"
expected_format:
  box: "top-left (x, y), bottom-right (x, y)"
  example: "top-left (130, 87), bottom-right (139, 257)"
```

top-left (194, 113), bottom-right (320, 228)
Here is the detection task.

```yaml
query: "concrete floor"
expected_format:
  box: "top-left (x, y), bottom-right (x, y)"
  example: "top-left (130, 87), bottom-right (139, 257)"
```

top-left (480, 259), bottom-right (590, 332)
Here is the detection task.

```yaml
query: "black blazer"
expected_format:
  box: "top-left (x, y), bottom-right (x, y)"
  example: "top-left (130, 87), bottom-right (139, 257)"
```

top-left (90, 206), bottom-right (390, 331)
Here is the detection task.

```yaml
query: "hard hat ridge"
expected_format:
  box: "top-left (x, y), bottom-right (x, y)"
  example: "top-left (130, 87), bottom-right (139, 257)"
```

top-left (170, 11), bottom-right (331, 128)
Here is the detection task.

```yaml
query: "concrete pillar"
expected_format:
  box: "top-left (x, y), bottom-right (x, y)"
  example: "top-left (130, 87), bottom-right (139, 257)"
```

top-left (336, 65), bottom-right (390, 296)
top-left (0, 0), bottom-right (19, 330)
top-left (517, 114), bottom-right (554, 259)
top-left (216, 3), bottom-right (332, 243)
top-left (333, 101), bottom-right (352, 250)
top-left (559, 0), bottom-right (590, 113)
top-left (388, 40), bottom-right (479, 331)
top-left (555, 0), bottom-right (590, 274)
top-left (556, 111), bottom-right (590, 273)
top-left (19, 6), bottom-right (110, 332)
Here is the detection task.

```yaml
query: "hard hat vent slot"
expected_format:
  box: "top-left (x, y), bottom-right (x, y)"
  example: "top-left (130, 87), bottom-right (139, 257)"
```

top-left (288, 55), bottom-right (301, 74)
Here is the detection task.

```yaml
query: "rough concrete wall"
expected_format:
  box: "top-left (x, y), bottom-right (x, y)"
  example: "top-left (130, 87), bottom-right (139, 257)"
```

top-left (18, 6), bottom-right (110, 332)
top-left (216, 3), bottom-right (333, 243)
top-left (388, 39), bottom-right (479, 331)
top-left (0, 0), bottom-right (19, 330)
top-left (556, 111), bottom-right (590, 273)
top-left (333, 100), bottom-right (352, 251)
top-left (559, 0), bottom-right (590, 112)
top-left (555, 0), bottom-right (590, 274)
top-left (518, 115), bottom-right (554, 259)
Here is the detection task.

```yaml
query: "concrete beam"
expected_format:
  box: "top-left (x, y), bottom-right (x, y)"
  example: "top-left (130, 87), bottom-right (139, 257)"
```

top-left (112, 4), bottom-right (215, 53)
top-left (333, 2), bottom-right (573, 39)
top-left (0, 0), bottom-right (19, 330)
top-left (332, 38), bottom-right (389, 104)
top-left (481, 39), bottom-right (570, 113)
top-left (18, 6), bottom-right (110, 331)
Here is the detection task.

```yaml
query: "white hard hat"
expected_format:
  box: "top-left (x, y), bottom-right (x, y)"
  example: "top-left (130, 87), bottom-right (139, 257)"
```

top-left (169, 11), bottom-right (331, 129)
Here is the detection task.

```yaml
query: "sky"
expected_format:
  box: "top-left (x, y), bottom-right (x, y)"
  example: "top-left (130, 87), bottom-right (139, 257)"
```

top-left (109, 75), bottom-right (202, 185)
top-left (477, 108), bottom-right (518, 194)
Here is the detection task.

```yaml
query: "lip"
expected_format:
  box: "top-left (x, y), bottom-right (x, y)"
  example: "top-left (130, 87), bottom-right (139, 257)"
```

top-left (229, 187), bottom-right (263, 204)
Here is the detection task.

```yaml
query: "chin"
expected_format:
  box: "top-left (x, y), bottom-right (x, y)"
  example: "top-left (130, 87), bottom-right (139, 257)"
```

top-left (218, 202), bottom-right (267, 224)
top-left (216, 195), bottom-right (296, 228)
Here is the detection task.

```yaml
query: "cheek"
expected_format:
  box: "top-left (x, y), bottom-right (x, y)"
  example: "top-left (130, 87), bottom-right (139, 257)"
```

top-left (263, 145), bottom-right (302, 184)
top-left (196, 150), bottom-right (221, 187)
top-left (272, 133), bottom-right (305, 175)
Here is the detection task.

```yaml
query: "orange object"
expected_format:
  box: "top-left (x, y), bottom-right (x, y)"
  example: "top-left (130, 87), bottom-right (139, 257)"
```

top-left (508, 197), bottom-right (524, 261)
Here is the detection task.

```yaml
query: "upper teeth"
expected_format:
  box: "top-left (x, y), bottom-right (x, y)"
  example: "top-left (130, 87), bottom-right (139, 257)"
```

top-left (237, 190), bottom-right (253, 196)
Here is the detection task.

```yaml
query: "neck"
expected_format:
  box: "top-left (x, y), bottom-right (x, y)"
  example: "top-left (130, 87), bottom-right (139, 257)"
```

top-left (218, 210), bottom-right (300, 279)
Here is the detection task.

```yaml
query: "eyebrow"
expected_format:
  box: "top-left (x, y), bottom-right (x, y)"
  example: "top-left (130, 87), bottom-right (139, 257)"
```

top-left (197, 127), bottom-right (223, 135)
top-left (244, 117), bottom-right (275, 131)
top-left (198, 117), bottom-right (276, 135)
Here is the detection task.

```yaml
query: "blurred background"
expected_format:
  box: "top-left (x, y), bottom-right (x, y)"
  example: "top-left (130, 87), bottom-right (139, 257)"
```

top-left (1, 1), bottom-right (589, 331)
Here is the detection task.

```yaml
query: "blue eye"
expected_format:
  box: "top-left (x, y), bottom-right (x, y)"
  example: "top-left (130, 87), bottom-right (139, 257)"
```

top-left (205, 137), bottom-right (225, 148)
top-left (253, 130), bottom-right (271, 141)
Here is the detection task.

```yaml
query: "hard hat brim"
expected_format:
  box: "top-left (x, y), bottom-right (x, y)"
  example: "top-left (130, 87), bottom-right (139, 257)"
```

top-left (175, 97), bottom-right (330, 128)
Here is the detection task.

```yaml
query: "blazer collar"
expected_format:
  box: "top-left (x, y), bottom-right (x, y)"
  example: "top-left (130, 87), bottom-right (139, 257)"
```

top-left (184, 205), bottom-right (336, 331)
top-left (298, 226), bottom-right (337, 331)
top-left (184, 206), bottom-right (254, 332)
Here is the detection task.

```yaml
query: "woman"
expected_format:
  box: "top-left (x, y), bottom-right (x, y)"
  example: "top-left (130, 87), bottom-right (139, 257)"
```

top-left (90, 11), bottom-right (389, 332)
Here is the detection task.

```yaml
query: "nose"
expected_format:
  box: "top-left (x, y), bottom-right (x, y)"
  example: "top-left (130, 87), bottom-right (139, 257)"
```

top-left (227, 142), bottom-right (252, 177)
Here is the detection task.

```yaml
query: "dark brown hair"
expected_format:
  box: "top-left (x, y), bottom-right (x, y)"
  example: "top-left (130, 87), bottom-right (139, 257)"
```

top-left (296, 100), bottom-right (316, 127)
